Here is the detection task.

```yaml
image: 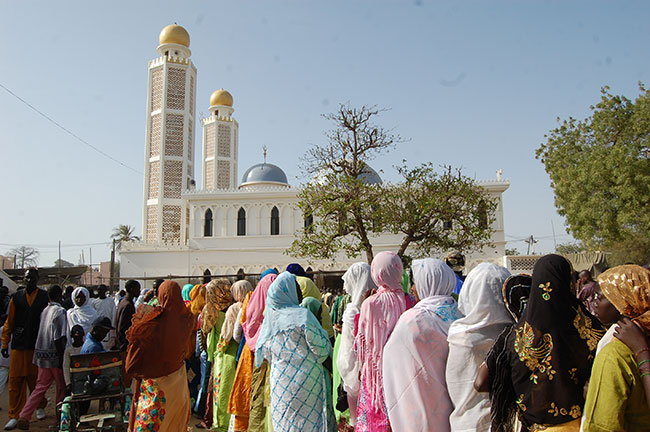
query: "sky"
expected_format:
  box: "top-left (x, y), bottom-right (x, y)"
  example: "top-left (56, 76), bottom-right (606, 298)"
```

top-left (1, 0), bottom-right (648, 268)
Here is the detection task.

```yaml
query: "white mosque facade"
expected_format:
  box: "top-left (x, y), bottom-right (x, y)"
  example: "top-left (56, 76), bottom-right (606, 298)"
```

top-left (120, 24), bottom-right (510, 286)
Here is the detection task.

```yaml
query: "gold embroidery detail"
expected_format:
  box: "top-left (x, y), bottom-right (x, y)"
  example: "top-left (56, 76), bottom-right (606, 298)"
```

top-left (539, 282), bottom-right (552, 301)
top-left (573, 307), bottom-right (605, 351)
top-left (514, 322), bottom-right (555, 384)
top-left (568, 367), bottom-right (578, 384)
top-left (516, 394), bottom-right (527, 411)
top-left (547, 402), bottom-right (581, 419)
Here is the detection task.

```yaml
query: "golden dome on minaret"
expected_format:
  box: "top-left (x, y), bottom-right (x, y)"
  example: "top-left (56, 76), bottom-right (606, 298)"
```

top-left (159, 24), bottom-right (190, 47)
top-left (210, 89), bottom-right (234, 107)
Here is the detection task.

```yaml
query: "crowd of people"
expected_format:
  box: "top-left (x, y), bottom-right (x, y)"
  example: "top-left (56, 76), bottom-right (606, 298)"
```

top-left (0, 251), bottom-right (649, 431)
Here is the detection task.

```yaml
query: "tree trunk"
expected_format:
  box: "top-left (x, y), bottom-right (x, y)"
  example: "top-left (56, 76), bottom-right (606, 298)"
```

top-left (397, 238), bottom-right (411, 258)
top-left (365, 247), bottom-right (374, 265)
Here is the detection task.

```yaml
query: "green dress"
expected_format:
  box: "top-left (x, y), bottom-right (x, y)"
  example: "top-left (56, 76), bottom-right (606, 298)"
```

top-left (332, 333), bottom-right (350, 424)
top-left (583, 338), bottom-right (650, 432)
top-left (207, 312), bottom-right (232, 432)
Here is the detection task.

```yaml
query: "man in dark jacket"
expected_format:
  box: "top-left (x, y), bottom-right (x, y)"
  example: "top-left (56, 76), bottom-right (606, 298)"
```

top-left (1, 268), bottom-right (49, 430)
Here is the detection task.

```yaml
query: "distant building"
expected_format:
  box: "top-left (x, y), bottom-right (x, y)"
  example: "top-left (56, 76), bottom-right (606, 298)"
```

top-left (121, 24), bottom-right (510, 288)
top-left (80, 261), bottom-right (112, 286)
top-left (0, 256), bottom-right (14, 270)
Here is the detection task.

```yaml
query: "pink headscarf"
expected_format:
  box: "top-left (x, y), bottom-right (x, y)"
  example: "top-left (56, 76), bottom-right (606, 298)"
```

top-left (355, 251), bottom-right (407, 417)
top-left (242, 273), bottom-right (277, 351)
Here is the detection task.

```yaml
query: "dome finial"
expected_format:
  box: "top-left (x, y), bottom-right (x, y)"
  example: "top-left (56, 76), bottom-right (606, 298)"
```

top-left (263, 145), bottom-right (267, 164)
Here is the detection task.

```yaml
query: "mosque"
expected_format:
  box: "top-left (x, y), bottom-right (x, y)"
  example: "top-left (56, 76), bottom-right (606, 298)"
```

top-left (119, 24), bottom-right (510, 288)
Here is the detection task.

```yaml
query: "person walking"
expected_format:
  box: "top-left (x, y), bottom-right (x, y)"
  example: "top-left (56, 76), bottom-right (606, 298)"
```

top-left (1, 268), bottom-right (49, 430)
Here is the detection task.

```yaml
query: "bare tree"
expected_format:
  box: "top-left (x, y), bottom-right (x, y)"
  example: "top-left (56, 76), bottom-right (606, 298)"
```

top-left (6, 246), bottom-right (39, 269)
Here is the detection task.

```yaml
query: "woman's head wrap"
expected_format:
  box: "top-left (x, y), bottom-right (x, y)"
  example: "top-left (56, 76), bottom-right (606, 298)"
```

top-left (598, 265), bottom-right (650, 330)
top-left (182, 283), bottom-right (194, 302)
top-left (370, 251), bottom-right (404, 292)
top-left (502, 274), bottom-right (532, 321)
top-left (201, 278), bottom-right (233, 334)
top-left (231, 280), bottom-right (253, 303)
top-left (411, 258), bottom-right (457, 299)
top-left (286, 263), bottom-right (307, 277)
top-left (260, 268), bottom-right (279, 279)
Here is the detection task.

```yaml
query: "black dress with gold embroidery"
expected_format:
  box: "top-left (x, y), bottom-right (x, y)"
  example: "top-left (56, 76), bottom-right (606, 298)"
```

top-left (505, 254), bottom-right (604, 429)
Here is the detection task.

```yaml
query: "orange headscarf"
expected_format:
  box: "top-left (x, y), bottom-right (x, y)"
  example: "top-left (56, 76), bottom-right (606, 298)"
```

top-left (126, 281), bottom-right (195, 379)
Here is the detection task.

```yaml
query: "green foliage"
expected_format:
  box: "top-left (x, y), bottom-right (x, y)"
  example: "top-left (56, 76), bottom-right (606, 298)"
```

top-left (537, 84), bottom-right (650, 257)
top-left (555, 242), bottom-right (588, 255)
top-left (288, 104), bottom-right (497, 264)
top-left (505, 248), bottom-right (520, 256)
top-left (384, 163), bottom-right (497, 258)
top-left (110, 224), bottom-right (140, 250)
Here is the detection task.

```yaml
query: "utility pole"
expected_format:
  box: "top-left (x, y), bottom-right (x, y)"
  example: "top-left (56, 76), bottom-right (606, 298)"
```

top-left (525, 235), bottom-right (538, 255)
top-left (110, 239), bottom-right (116, 290)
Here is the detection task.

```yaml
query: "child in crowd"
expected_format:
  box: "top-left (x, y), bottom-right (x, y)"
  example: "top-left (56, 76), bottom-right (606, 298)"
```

top-left (62, 325), bottom-right (85, 391)
top-left (80, 317), bottom-right (112, 354)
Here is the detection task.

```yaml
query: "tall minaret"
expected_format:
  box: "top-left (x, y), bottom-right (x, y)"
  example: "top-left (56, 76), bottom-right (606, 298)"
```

top-left (202, 89), bottom-right (239, 190)
top-left (142, 24), bottom-right (197, 244)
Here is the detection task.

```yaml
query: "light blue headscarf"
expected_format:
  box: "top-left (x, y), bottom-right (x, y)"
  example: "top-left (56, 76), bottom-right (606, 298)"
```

top-left (254, 271), bottom-right (328, 367)
top-left (181, 283), bottom-right (194, 301)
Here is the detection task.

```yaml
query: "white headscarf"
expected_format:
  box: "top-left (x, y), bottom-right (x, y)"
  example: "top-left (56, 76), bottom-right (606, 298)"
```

top-left (412, 258), bottom-right (457, 313)
top-left (446, 263), bottom-right (512, 432)
top-left (382, 258), bottom-right (459, 431)
top-left (448, 263), bottom-right (512, 340)
top-left (66, 287), bottom-right (99, 336)
top-left (337, 262), bottom-right (375, 394)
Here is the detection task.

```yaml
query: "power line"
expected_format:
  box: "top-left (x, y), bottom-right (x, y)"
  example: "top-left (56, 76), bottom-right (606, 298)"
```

top-left (0, 242), bottom-right (111, 249)
top-left (0, 82), bottom-right (143, 175)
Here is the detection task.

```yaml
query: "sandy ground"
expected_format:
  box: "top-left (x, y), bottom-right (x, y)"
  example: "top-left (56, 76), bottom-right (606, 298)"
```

top-left (0, 385), bottom-right (208, 431)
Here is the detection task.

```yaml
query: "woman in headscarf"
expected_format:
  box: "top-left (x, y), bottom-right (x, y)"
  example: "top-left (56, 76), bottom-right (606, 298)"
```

top-left (336, 262), bottom-right (374, 429)
top-left (199, 279), bottom-right (233, 431)
top-left (189, 284), bottom-right (211, 417)
top-left (182, 283), bottom-right (194, 304)
top-left (228, 271), bottom-right (278, 432)
top-left (582, 265), bottom-right (650, 430)
top-left (382, 257), bottom-right (461, 432)
top-left (490, 254), bottom-right (604, 432)
top-left (354, 251), bottom-right (408, 432)
top-left (473, 274), bottom-right (531, 423)
top-left (446, 263), bottom-right (512, 432)
top-left (211, 280), bottom-right (252, 431)
top-left (126, 280), bottom-right (196, 432)
top-left (296, 276), bottom-right (335, 342)
top-left (66, 287), bottom-right (99, 341)
top-left (255, 271), bottom-right (336, 432)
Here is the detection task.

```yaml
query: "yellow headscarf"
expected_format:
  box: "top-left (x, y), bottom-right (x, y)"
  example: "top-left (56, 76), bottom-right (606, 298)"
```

top-left (296, 276), bottom-right (335, 338)
top-left (189, 284), bottom-right (206, 317)
top-left (598, 265), bottom-right (650, 330)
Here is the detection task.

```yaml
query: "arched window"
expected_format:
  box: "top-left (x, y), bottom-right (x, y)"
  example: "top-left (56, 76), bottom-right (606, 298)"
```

top-left (237, 268), bottom-right (245, 281)
top-left (237, 207), bottom-right (246, 236)
top-left (204, 209), bottom-right (213, 237)
top-left (304, 213), bottom-right (314, 233)
top-left (270, 206), bottom-right (280, 235)
top-left (203, 269), bottom-right (211, 284)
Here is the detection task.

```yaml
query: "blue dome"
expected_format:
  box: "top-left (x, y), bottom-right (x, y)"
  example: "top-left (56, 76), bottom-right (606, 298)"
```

top-left (358, 164), bottom-right (382, 185)
top-left (240, 163), bottom-right (289, 186)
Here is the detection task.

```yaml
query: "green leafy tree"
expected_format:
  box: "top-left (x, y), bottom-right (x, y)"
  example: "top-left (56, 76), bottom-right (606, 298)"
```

top-left (110, 224), bottom-right (141, 250)
top-left (505, 248), bottom-right (521, 256)
top-left (537, 84), bottom-right (650, 261)
top-left (383, 163), bottom-right (497, 259)
top-left (288, 104), bottom-right (497, 264)
top-left (555, 241), bottom-right (588, 255)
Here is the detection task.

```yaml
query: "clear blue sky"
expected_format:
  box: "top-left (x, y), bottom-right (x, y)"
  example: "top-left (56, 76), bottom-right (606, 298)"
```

top-left (1, 0), bottom-right (648, 267)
